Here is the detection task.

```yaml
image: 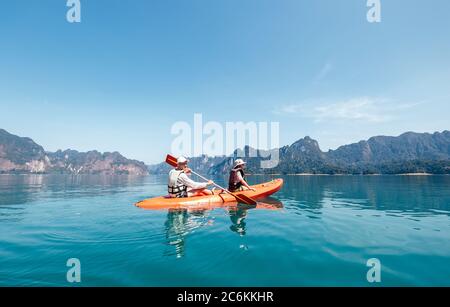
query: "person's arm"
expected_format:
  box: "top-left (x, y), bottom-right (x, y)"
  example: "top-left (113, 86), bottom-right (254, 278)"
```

top-left (179, 173), bottom-right (208, 190)
top-left (237, 172), bottom-right (256, 191)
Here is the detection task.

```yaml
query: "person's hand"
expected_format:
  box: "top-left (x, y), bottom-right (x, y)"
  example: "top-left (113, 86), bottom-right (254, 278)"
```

top-left (207, 180), bottom-right (214, 185)
top-left (184, 167), bottom-right (192, 174)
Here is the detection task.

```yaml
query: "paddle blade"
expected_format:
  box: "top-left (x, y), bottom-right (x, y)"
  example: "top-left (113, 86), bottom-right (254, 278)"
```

top-left (234, 193), bottom-right (257, 206)
top-left (165, 154), bottom-right (178, 167)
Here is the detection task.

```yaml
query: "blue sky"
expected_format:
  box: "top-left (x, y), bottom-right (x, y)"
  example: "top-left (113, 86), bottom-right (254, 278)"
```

top-left (0, 0), bottom-right (449, 164)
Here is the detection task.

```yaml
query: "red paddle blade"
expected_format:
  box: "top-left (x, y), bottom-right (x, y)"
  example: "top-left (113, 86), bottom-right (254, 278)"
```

top-left (165, 154), bottom-right (178, 167)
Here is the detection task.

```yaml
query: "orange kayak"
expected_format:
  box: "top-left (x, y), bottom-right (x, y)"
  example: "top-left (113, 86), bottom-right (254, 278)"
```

top-left (135, 178), bottom-right (283, 210)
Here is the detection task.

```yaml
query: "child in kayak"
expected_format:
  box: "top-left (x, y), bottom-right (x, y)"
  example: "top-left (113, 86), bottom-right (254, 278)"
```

top-left (168, 156), bottom-right (214, 198)
top-left (228, 159), bottom-right (256, 192)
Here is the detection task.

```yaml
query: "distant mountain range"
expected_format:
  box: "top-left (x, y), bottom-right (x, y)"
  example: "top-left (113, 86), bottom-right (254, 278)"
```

top-left (2, 128), bottom-right (449, 176)
top-left (150, 131), bottom-right (450, 175)
top-left (0, 129), bottom-right (148, 175)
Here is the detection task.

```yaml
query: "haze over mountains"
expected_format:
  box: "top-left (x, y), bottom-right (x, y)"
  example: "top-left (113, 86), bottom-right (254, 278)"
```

top-left (1, 128), bottom-right (449, 175)
top-left (150, 131), bottom-right (450, 175)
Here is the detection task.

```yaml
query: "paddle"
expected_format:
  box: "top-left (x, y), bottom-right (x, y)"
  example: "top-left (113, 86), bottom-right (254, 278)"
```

top-left (165, 154), bottom-right (257, 206)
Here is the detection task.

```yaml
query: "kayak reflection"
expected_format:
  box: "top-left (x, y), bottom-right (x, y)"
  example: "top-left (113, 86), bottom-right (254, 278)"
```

top-left (163, 198), bottom-right (283, 258)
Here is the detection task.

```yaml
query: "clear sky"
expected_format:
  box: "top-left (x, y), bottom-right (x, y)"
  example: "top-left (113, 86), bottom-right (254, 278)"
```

top-left (1, 0), bottom-right (449, 164)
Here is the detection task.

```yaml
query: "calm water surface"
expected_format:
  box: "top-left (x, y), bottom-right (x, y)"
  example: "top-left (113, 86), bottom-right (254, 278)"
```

top-left (0, 174), bottom-right (449, 286)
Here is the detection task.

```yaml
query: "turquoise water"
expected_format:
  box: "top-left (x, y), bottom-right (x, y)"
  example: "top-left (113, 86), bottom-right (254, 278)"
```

top-left (0, 174), bottom-right (449, 286)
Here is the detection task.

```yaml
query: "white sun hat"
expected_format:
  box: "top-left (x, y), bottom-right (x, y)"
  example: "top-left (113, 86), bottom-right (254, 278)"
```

top-left (233, 158), bottom-right (246, 168)
top-left (177, 156), bottom-right (189, 164)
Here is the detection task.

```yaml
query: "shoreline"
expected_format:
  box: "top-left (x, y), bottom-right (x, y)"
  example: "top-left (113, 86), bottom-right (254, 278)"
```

top-left (396, 173), bottom-right (433, 176)
top-left (247, 172), bottom-right (443, 176)
top-left (0, 172), bottom-right (447, 177)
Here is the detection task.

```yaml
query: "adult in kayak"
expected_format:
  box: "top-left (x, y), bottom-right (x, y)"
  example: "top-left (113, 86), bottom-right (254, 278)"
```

top-left (168, 156), bottom-right (214, 198)
top-left (228, 159), bottom-right (256, 192)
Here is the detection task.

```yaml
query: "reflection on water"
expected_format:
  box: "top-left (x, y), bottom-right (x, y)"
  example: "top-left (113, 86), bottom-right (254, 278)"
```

top-left (0, 174), bottom-right (147, 203)
top-left (164, 198), bottom-right (284, 258)
top-left (1, 174), bottom-right (450, 286)
top-left (260, 175), bottom-right (450, 218)
top-left (164, 210), bottom-right (189, 258)
top-left (164, 209), bottom-right (217, 258)
top-left (0, 174), bottom-right (148, 222)
top-left (229, 207), bottom-right (247, 236)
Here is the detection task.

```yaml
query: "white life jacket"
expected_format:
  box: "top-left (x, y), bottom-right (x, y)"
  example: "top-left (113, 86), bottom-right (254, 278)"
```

top-left (168, 169), bottom-right (188, 198)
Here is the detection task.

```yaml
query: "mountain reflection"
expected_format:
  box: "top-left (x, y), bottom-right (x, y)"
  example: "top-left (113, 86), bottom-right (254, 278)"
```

top-left (275, 175), bottom-right (450, 215)
top-left (0, 174), bottom-right (147, 222)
